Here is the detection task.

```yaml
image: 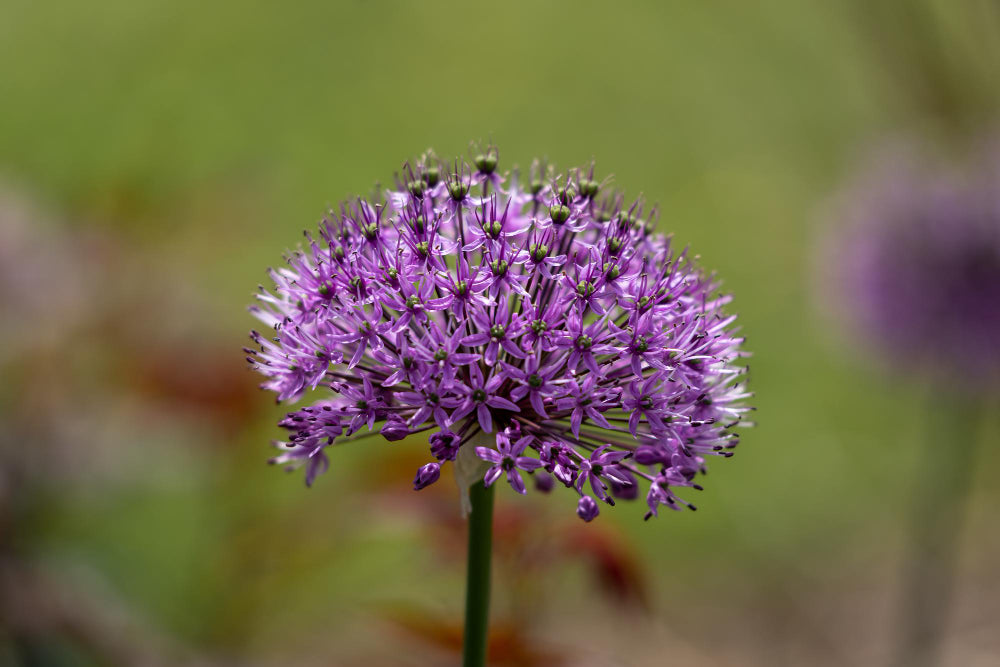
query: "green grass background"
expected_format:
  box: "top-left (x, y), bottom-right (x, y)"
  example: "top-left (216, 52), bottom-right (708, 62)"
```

top-left (2, 1), bottom-right (998, 665)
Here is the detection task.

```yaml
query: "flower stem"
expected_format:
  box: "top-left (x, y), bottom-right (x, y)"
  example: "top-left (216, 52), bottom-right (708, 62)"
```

top-left (894, 392), bottom-right (981, 667)
top-left (463, 481), bottom-right (495, 667)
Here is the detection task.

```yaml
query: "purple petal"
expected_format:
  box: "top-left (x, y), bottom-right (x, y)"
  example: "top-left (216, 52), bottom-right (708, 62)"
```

top-left (507, 469), bottom-right (526, 494)
top-left (462, 333), bottom-right (491, 346)
top-left (512, 435), bottom-right (533, 455)
top-left (628, 411), bottom-right (641, 437)
top-left (475, 446), bottom-right (502, 463)
top-left (500, 339), bottom-right (527, 358)
top-left (586, 407), bottom-right (611, 429)
top-left (567, 350), bottom-right (580, 372)
top-left (486, 396), bottom-right (520, 412)
top-left (571, 409), bottom-right (583, 438)
top-left (477, 404), bottom-right (493, 433)
top-left (484, 341), bottom-right (499, 366)
top-left (410, 405), bottom-right (432, 426)
top-left (348, 344), bottom-right (366, 369)
top-left (583, 353), bottom-right (601, 375)
top-left (449, 403), bottom-right (474, 425)
top-left (304, 451), bottom-right (330, 487)
top-left (483, 465), bottom-right (503, 487)
top-left (529, 391), bottom-right (547, 418)
top-left (516, 457), bottom-right (542, 471)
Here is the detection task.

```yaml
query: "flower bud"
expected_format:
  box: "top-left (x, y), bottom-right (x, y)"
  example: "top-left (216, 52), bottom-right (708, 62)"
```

top-left (380, 418), bottom-right (410, 441)
top-left (430, 431), bottom-right (460, 461)
top-left (577, 495), bottom-right (600, 522)
top-left (413, 462), bottom-right (441, 490)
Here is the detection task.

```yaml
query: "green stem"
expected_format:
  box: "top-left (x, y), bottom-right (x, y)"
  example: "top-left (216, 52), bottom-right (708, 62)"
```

top-left (894, 392), bottom-right (981, 667)
top-left (463, 481), bottom-right (495, 667)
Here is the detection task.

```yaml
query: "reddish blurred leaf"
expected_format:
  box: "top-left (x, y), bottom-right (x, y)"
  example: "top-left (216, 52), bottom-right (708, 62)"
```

top-left (122, 342), bottom-right (260, 437)
top-left (563, 523), bottom-right (650, 612)
top-left (380, 604), bottom-right (565, 666)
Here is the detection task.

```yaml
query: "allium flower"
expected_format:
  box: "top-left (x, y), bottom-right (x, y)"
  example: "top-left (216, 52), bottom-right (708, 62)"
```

top-left (823, 146), bottom-right (1000, 385)
top-left (248, 148), bottom-right (752, 520)
top-left (476, 430), bottom-right (543, 494)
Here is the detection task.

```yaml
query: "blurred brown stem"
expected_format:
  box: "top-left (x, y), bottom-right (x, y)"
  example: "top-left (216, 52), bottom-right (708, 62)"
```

top-left (893, 392), bottom-right (980, 667)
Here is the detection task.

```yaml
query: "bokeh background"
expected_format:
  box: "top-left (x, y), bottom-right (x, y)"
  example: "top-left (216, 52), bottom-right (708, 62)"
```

top-left (2, 1), bottom-right (999, 665)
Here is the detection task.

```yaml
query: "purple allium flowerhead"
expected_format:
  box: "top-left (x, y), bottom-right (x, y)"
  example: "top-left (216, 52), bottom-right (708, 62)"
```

top-left (821, 144), bottom-right (1000, 386)
top-left (247, 147), bottom-right (752, 520)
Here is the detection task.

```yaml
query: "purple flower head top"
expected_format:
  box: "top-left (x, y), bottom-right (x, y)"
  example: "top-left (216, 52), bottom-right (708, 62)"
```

top-left (821, 143), bottom-right (1000, 386)
top-left (248, 146), bottom-right (753, 520)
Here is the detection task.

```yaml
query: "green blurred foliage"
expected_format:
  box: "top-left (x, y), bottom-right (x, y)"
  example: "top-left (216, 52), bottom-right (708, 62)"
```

top-left (1, 1), bottom-right (998, 665)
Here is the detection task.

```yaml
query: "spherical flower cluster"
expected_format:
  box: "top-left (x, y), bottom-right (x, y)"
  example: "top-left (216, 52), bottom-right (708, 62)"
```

top-left (247, 148), bottom-right (752, 521)
top-left (824, 146), bottom-right (1000, 385)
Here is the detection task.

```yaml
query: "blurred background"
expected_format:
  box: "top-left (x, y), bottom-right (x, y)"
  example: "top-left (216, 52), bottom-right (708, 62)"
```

top-left (1, 1), bottom-right (998, 665)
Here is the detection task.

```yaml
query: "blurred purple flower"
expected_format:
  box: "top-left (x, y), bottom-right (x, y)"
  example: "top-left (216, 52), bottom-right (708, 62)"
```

top-left (823, 145), bottom-right (1000, 384)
